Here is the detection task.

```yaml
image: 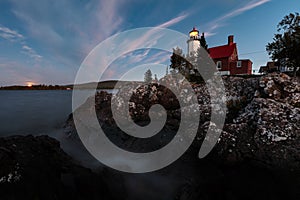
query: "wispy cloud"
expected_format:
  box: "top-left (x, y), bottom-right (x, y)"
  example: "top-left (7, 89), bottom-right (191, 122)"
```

top-left (90, 0), bottom-right (124, 42)
top-left (219, 0), bottom-right (271, 22)
top-left (10, 0), bottom-right (125, 68)
top-left (206, 0), bottom-right (271, 35)
top-left (0, 25), bottom-right (24, 42)
top-left (142, 51), bottom-right (170, 64)
top-left (158, 13), bottom-right (189, 28)
top-left (120, 12), bottom-right (189, 57)
top-left (101, 50), bottom-right (170, 81)
top-left (119, 49), bottom-right (152, 65)
top-left (0, 24), bottom-right (43, 62)
top-left (2, 0), bottom-right (129, 85)
top-left (113, 13), bottom-right (188, 72)
top-left (21, 45), bottom-right (42, 60)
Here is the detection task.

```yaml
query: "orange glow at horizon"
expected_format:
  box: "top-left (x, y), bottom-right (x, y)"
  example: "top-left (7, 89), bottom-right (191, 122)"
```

top-left (26, 82), bottom-right (34, 87)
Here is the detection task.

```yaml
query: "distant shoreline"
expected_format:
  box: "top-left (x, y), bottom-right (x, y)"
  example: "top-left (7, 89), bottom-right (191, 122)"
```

top-left (0, 85), bottom-right (72, 90)
top-left (1, 74), bottom-right (267, 90)
top-left (0, 80), bottom-right (143, 90)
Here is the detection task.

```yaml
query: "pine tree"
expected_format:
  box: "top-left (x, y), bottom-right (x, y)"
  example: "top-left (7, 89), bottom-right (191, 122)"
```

top-left (144, 69), bottom-right (153, 83)
top-left (165, 65), bottom-right (169, 76)
top-left (200, 32), bottom-right (209, 53)
top-left (170, 47), bottom-right (184, 73)
top-left (154, 74), bottom-right (158, 82)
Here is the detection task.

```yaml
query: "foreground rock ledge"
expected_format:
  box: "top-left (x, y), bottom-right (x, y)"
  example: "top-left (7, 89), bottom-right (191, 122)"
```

top-left (0, 135), bottom-right (113, 200)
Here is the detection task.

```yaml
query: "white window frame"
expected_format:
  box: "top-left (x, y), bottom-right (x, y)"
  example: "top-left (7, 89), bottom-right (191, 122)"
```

top-left (216, 61), bottom-right (222, 69)
top-left (237, 61), bottom-right (242, 68)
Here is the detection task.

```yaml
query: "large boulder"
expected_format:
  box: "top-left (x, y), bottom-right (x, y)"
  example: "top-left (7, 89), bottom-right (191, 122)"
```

top-left (211, 73), bottom-right (300, 169)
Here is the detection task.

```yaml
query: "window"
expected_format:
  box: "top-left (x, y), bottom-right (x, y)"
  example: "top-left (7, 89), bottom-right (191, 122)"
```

top-left (216, 61), bottom-right (222, 69)
top-left (237, 61), bottom-right (242, 68)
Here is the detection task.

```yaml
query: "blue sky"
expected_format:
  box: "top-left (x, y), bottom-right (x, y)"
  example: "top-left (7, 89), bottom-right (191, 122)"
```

top-left (0, 0), bottom-right (298, 86)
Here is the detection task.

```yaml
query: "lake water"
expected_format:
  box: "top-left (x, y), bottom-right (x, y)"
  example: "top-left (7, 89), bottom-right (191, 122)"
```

top-left (0, 90), bottom-right (115, 137)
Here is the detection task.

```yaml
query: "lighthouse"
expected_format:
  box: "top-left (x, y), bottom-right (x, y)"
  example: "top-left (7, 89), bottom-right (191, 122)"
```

top-left (187, 27), bottom-right (200, 56)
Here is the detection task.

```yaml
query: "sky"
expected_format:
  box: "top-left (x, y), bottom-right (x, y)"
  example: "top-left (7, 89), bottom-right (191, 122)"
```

top-left (0, 0), bottom-right (298, 86)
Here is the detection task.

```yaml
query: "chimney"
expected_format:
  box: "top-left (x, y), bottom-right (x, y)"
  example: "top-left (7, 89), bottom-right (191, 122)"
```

top-left (228, 35), bottom-right (234, 45)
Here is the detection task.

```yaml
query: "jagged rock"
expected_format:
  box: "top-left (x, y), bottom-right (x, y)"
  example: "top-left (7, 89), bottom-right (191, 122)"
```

top-left (62, 72), bottom-right (300, 200)
top-left (64, 72), bottom-right (299, 170)
top-left (258, 72), bottom-right (300, 106)
top-left (215, 97), bottom-right (300, 169)
top-left (208, 73), bottom-right (300, 169)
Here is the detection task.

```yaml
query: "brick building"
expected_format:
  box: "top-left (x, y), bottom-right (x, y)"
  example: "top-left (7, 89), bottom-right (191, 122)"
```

top-left (208, 35), bottom-right (252, 75)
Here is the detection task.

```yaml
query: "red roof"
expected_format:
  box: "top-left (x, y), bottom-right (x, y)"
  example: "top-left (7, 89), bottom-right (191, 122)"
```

top-left (208, 43), bottom-right (237, 59)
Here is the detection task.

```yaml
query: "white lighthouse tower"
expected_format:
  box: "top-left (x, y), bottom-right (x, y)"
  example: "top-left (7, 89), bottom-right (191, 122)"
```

top-left (187, 27), bottom-right (200, 56)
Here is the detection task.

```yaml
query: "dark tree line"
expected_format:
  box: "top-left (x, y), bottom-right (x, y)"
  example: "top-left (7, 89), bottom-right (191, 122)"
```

top-left (0, 84), bottom-right (70, 90)
top-left (200, 32), bottom-right (209, 53)
top-left (266, 12), bottom-right (300, 76)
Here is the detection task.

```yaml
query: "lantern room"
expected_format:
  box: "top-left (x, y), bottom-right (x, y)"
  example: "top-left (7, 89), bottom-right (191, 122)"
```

top-left (189, 27), bottom-right (199, 38)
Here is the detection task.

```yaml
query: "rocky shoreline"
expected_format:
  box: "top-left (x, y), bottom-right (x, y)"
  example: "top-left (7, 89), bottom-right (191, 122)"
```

top-left (1, 72), bottom-right (299, 199)
top-left (66, 72), bottom-right (300, 170)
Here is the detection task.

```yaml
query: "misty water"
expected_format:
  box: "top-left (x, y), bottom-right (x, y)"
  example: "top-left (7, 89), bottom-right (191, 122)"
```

top-left (0, 90), bottom-right (115, 137)
top-left (0, 90), bottom-right (72, 137)
top-left (0, 89), bottom-right (117, 168)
